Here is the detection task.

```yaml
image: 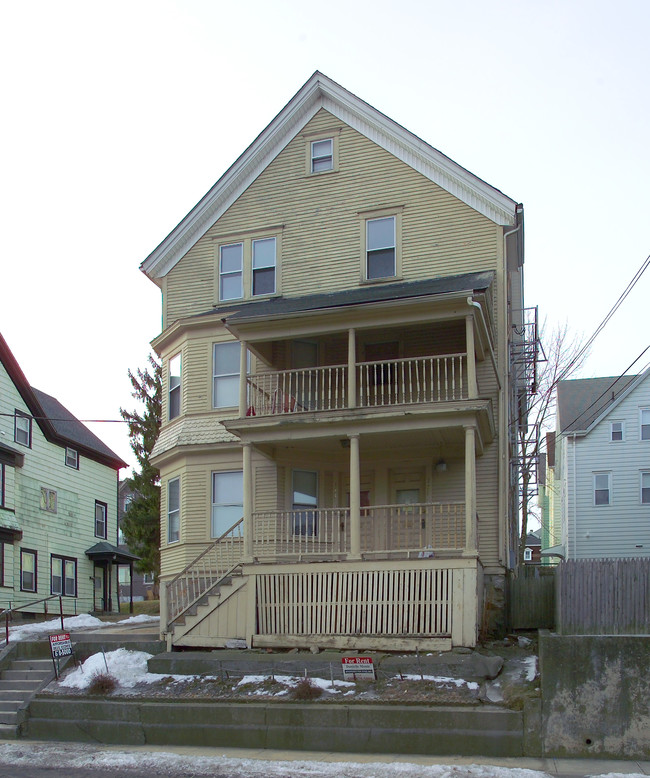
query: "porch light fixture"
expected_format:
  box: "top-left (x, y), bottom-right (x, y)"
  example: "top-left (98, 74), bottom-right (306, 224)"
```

top-left (435, 458), bottom-right (447, 473)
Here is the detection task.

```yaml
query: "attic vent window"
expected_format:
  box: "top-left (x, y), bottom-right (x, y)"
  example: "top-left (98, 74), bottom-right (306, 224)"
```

top-left (311, 139), bottom-right (333, 173)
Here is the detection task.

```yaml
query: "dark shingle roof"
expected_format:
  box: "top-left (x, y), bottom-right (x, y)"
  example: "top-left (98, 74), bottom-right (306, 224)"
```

top-left (202, 271), bottom-right (494, 324)
top-left (32, 388), bottom-right (125, 467)
top-left (557, 375), bottom-right (638, 433)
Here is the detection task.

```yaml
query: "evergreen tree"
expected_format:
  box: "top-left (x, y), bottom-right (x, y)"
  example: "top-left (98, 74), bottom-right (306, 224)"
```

top-left (120, 355), bottom-right (162, 585)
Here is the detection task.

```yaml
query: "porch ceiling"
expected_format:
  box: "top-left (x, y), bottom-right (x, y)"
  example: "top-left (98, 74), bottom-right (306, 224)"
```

top-left (225, 401), bottom-right (494, 455)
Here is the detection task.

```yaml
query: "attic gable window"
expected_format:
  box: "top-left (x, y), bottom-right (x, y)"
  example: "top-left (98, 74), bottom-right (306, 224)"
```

top-left (65, 447), bottom-right (79, 469)
top-left (311, 139), bottom-right (333, 173)
top-left (641, 409), bottom-right (650, 440)
top-left (219, 243), bottom-right (243, 301)
top-left (252, 238), bottom-right (276, 296)
top-left (365, 215), bottom-right (397, 280)
top-left (610, 422), bottom-right (623, 441)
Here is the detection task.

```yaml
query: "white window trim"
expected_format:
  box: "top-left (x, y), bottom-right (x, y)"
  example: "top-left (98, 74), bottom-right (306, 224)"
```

top-left (610, 421), bottom-right (624, 442)
top-left (359, 208), bottom-right (403, 283)
top-left (211, 470), bottom-right (243, 539)
top-left (212, 341), bottom-right (243, 409)
top-left (310, 138), bottom-right (333, 173)
top-left (168, 353), bottom-right (182, 421)
top-left (65, 447), bottom-right (79, 469)
top-left (219, 242), bottom-right (244, 301)
top-left (215, 230), bottom-right (282, 303)
top-left (641, 471), bottom-right (650, 505)
top-left (167, 477), bottom-right (180, 544)
top-left (593, 471), bottom-right (612, 506)
top-left (524, 548), bottom-right (532, 561)
top-left (641, 408), bottom-right (650, 441)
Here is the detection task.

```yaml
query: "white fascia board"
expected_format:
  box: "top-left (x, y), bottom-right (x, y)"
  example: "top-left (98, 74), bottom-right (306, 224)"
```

top-left (142, 73), bottom-right (518, 281)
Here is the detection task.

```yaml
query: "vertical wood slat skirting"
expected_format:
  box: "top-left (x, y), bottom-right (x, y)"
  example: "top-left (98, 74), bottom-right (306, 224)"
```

top-left (256, 568), bottom-right (451, 636)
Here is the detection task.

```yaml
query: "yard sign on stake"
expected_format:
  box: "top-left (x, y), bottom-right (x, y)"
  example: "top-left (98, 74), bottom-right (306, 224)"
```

top-left (49, 632), bottom-right (74, 680)
top-left (342, 656), bottom-right (376, 681)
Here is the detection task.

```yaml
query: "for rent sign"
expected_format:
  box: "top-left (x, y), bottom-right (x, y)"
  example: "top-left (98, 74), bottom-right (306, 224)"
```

top-left (49, 632), bottom-right (73, 659)
top-left (342, 656), bottom-right (376, 680)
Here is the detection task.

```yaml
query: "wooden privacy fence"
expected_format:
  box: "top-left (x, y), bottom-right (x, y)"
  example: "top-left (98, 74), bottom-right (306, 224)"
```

top-left (556, 558), bottom-right (650, 635)
top-left (508, 565), bottom-right (556, 630)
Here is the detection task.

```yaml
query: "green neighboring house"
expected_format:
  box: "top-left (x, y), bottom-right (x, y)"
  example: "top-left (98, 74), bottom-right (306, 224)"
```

top-left (0, 333), bottom-right (127, 616)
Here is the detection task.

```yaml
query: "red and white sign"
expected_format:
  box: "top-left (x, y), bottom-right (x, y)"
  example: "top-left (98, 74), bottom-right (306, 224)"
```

top-left (342, 656), bottom-right (376, 680)
top-left (49, 632), bottom-right (72, 659)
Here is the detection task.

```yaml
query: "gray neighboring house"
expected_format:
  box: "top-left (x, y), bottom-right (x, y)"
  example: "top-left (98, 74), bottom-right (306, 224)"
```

top-left (547, 369), bottom-right (650, 559)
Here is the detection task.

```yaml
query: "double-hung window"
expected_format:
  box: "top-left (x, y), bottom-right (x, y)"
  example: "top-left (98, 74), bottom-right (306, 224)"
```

top-left (252, 238), bottom-right (276, 296)
top-left (610, 422), bottom-right (624, 442)
top-left (14, 411), bottom-right (31, 447)
top-left (65, 447), bottom-right (79, 469)
top-left (641, 472), bottom-right (650, 505)
top-left (0, 464), bottom-right (5, 508)
top-left (213, 342), bottom-right (241, 408)
top-left (211, 471), bottom-right (243, 538)
top-left (51, 556), bottom-right (76, 597)
top-left (366, 216), bottom-right (396, 280)
top-left (310, 139), bottom-right (333, 172)
top-left (641, 409), bottom-right (650, 440)
top-left (594, 472), bottom-right (611, 506)
top-left (21, 549), bottom-right (37, 593)
top-left (95, 500), bottom-right (107, 538)
top-left (169, 353), bottom-right (182, 420)
top-left (168, 478), bottom-right (180, 543)
top-left (219, 243), bottom-right (243, 301)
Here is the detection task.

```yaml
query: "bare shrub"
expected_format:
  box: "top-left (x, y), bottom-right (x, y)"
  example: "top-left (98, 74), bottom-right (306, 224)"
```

top-left (292, 678), bottom-right (323, 700)
top-left (88, 672), bottom-right (118, 695)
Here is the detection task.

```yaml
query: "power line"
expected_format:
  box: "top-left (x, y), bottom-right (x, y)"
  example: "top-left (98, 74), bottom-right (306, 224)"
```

top-left (0, 412), bottom-right (126, 423)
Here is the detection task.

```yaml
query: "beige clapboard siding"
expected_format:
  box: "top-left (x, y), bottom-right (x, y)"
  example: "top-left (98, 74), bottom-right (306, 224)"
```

top-left (255, 466), bottom-right (277, 513)
top-left (164, 109), bottom-right (500, 327)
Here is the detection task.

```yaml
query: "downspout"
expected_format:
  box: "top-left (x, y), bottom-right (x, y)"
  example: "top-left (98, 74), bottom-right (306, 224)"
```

top-left (466, 298), bottom-right (501, 390)
top-left (501, 211), bottom-right (522, 568)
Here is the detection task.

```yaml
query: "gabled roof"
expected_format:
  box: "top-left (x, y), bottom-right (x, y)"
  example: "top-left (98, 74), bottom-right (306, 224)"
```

top-left (557, 369), bottom-right (648, 434)
top-left (0, 333), bottom-right (126, 470)
top-left (141, 72), bottom-right (519, 282)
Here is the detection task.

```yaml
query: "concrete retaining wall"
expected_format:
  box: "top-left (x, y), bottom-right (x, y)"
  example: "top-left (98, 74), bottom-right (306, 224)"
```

top-left (540, 632), bottom-right (650, 759)
top-left (26, 697), bottom-right (529, 757)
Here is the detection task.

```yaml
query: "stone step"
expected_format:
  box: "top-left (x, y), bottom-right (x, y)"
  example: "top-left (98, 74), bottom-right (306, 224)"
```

top-left (10, 659), bottom-right (52, 670)
top-left (0, 680), bottom-right (42, 692)
top-left (0, 711), bottom-right (17, 725)
top-left (2, 669), bottom-right (52, 682)
top-left (0, 700), bottom-right (22, 712)
top-left (0, 724), bottom-right (18, 739)
top-left (0, 690), bottom-right (25, 702)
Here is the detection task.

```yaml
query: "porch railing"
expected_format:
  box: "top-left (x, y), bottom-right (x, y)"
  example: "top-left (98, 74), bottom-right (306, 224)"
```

top-left (246, 354), bottom-right (467, 417)
top-left (358, 354), bottom-right (467, 407)
top-left (166, 518), bottom-right (244, 625)
top-left (252, 502), bottom-right (465, 558)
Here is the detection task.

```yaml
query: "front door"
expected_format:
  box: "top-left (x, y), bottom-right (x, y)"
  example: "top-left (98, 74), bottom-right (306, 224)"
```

top-left (390, 468), bottom-right (425, 551)
top-left (93, 565), bottom-right (105, 612)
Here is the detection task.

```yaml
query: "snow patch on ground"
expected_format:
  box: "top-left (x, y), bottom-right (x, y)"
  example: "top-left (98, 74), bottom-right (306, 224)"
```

top-left (0, 742), bottom-right (643, 778)
top-left (237, 674), bottom-right (355, 694)
top-left (523, 656), bottom-right (538, 682)
top-left (6, 613), bottom-right (159, 642)
top-left (398, 674), bottom-right (479, 690)
top-left (60, 648), bottom-right (176, 689)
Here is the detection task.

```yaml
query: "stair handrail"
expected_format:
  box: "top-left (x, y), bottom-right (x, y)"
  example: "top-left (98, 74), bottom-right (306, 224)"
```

top-left (166, 517), bottom-right (244, 627)
top-left (1, 594), bottom-right (64, 645)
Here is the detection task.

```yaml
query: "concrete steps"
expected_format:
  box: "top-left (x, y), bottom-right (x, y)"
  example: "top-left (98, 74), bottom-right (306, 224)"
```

top-left (0, 657), bottom-right (54, 735)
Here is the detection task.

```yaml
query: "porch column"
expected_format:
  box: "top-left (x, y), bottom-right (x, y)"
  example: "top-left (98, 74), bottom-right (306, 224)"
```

top-left (243, 442), bottom-right (253, 561)
top-left (463, 425), bottom-right (478, 555)
top-left (239, 340), bottom-right (248, 417)
top-left (465, 315), bottom-right (478, 399)
top-left (347, 328), bottom-right (357, 409)
top-left (349, 433), bottom-right (361, 559)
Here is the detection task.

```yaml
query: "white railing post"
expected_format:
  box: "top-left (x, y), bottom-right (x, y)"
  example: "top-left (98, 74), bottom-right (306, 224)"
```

top-left (349, 433), bottom-right (361, 559)
top-left (243, 442), bottom-right (253, 561)
top-left (348, 328), bottom-right (356, 409)
top-left (465, 316), bottom-right (478, 399)
top-left (463, 425), bottom-right (477, 555)
top-left (239, 341), bottom-right (248, 417)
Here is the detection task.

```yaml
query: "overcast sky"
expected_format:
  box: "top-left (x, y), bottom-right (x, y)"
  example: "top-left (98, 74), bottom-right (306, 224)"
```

top-left (1, 0), bottom-right (648, 472)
